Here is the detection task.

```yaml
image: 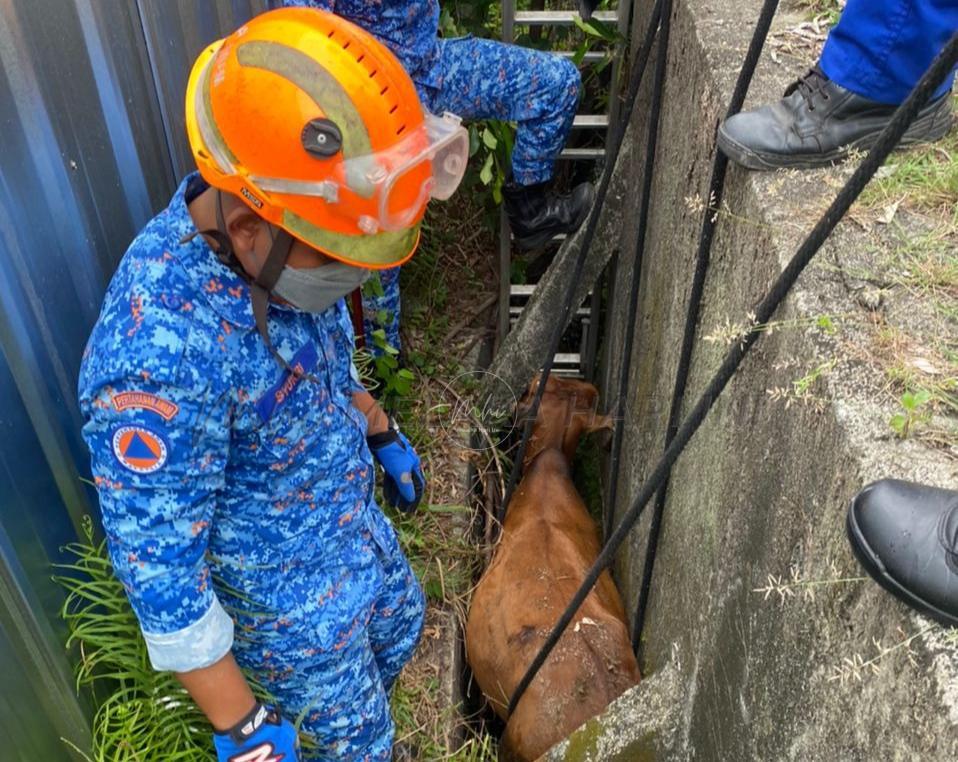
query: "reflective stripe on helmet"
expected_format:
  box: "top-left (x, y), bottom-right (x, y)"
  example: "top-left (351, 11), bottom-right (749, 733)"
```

top-left (282, 210), bottom-right (421, 268)
top-left (236, 41), bottom-right (377, 198)
top-left (195, 53), bottom-right (239, 174)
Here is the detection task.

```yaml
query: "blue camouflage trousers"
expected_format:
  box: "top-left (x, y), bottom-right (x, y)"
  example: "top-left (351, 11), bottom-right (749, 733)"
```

top-left (364, 37), bottom-right (582, 352)
top-left (360, 267), bottom-right (402, 355)
top-left (425, 36), bottom-right (582, 187)
top-left (225, 509), bottom-right (426, 760)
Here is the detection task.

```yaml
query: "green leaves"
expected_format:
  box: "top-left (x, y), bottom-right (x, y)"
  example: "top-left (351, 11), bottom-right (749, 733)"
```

top-left (902, 389), bottom-right (933, 411)
top-left (55, 534), bottom-right (218, 760)
top-left (479, 152), bottom-right (495, 185)
top-left (890, 388), bottom-right (933, 438)
top-left (55, 526), bottom-right (316, 760)
top-left (572, 15), bottom-right (618, 42)
top-left (816, 315), bottom-right (837, 335)
top-left (362, 271), bottom-right (386, 299)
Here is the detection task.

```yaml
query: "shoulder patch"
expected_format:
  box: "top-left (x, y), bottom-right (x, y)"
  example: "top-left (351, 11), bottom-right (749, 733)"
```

top-left (112, 391), bottom-right (180, 421)
top-left (112, 426), bottom-right (169, 474)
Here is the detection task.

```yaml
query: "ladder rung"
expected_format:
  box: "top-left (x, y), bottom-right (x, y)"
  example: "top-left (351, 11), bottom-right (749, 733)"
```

top-left (514, 10), bottom-right (618, 25)
top-left (557, 50), bottom-right (609, 63)
top-left (510, 306), bottom-right (592, 318)
top-left (507, 232), bottom-right (568, 243)
top-left (510, 285), bottom-right (595, 298)
top-left (573, 114), bottom-right (609, 129)
top-left (559, 147), bottom-right (606, 160)
top-left (553, 353), bottom-right (582, 365)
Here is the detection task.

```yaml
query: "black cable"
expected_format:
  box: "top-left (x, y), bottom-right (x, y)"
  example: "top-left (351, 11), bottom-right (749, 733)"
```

top-left (497, 0), bottom-right (665, 521)
top-left (601, 0), bottom-right (673, 541)
top-left (506, 30), bottom-right (958, 719)
top-left (631, 0), bottom-right (781, 653)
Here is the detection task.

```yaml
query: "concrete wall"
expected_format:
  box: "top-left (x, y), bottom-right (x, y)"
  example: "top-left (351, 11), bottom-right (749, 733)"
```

top-left (564, 0), bottom-right (958, 758)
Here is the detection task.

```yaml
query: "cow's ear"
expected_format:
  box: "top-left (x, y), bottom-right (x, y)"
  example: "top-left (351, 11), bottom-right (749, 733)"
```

top-left (585, 413), bottom-right (614, 433)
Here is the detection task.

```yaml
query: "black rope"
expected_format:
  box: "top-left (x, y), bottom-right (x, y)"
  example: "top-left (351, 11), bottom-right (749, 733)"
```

top-left (631, 0), bottom-right (781, 653)
top-left (601, 0), bottom-right (674, 540)
top-left (497, 0), bottom-right (665, 521)
top-left (505, 30), bottom-right (958, 720)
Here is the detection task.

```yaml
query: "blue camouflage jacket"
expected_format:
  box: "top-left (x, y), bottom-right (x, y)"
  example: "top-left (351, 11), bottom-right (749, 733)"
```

top-left (78, 175), bottom-right (388, 672)
top-left (274, 0), bottom-right (441, 88)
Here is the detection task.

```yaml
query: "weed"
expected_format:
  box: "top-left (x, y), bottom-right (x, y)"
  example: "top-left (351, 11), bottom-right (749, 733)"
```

top-left (705, 311), bottom-right (849, 348)
top-left (388, 504), bottom-right (480, 613)
top-left (391, 676), bottom-right (498, 761)
top-left (828, 624), bottom-right (936, 685)
top-left (858, 102), bottom-right (958, 225)
top-left (753, 564), bottom-right (866, 605)
top-left (854, 319), bottom-right (957, 452)
top-left (754, 565), bottom-right (958, 686)
top-left (889, 388), bottom-right (933, 438)
top-left (54, 517), bottom-right (319, 760)
top-left (768, 358), bottom-right (838, 408)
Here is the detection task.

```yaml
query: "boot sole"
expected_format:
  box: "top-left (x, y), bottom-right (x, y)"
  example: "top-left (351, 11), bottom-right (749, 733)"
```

top-left (717, 96), bottom-right (954, 171)
top-left (846, 496), bottom-right (958, 628)
top-left (512, 184), bottom-right (597, 252)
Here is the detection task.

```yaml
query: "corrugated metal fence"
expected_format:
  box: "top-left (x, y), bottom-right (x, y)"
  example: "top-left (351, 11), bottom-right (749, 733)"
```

top-left (0, 1), bottom-right (266, 756)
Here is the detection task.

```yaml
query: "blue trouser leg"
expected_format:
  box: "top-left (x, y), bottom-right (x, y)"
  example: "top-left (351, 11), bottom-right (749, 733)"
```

top-left (362, 268), bottom-right (402, 354)
top-left (229, 511), bottom-right (424, 760)
top-left (420, 36), bottom-right (582, 186)
top-left (820, 0), bottom-right (957, 104)
top-left (297, 632), bottom-right (395, 761)
top-left (367, 512), bottom-right (427, 693)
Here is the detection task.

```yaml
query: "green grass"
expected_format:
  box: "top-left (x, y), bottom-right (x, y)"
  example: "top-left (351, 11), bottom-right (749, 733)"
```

top-left (376, 185), bottom-right (500, 759)
top-left (848, 105), bottom-right (958, 449)
top-left (58, 508), bottom-right (496, 761)
top-left (56, 520), bottom-right (216, 761)
top-left (55, 517), bottom-right (318, 761)
top-left (388, 504), bottom-right (480, 609)
top-left (792, 0), bottom-right (844, 24)
top-left (391, 677), bottom-right (498, 761)
top-left (859, 99), bottom-right (958, 226)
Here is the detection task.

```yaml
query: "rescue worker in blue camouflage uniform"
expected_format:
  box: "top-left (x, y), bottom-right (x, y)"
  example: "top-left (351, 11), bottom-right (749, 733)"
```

top-left (274, 0), bottom-right (595, 353)
top-left (78, 9), bottom-right (470, 760)
top-left (718, 0), bottom-right (956, 169)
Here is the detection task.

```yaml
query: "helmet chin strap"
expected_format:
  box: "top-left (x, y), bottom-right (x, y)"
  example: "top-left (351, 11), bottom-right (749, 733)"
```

top-left (210, 191), bottom-right (323, 383)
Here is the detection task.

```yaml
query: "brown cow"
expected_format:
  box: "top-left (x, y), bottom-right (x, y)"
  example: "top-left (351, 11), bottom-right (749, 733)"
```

top-left (466, 374), bottom-right (641, 761)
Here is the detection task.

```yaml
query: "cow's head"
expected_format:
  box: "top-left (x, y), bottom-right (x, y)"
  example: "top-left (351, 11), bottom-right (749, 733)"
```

top-left (517, 373), bottom-right (613, 468)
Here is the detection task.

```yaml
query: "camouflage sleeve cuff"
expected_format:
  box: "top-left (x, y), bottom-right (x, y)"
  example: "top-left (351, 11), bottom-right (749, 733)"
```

top-left (142, 597), bottom-right (234, 672)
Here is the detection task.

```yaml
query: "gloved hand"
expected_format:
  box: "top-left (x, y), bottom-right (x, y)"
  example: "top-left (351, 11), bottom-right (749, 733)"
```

top-left (367, 420), bottom-right (425, 513)
top-left (214, 703), bottom-right (300, 762)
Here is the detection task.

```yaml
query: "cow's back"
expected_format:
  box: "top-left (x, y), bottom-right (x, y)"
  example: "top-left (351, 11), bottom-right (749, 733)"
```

top-left (466, 450), bottom-right (640, 761)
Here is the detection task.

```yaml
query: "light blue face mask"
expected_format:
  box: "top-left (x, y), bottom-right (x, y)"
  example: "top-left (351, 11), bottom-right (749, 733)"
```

top-left (272, 261), bottom-right (371, 314)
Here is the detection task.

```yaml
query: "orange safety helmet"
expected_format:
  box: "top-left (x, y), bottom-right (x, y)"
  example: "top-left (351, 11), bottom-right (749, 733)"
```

top-left (185, 7), bottom-right (467, 269)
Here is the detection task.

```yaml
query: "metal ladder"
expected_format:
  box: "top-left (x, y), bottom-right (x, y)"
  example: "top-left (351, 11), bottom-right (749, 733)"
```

top-left (498, 1), bottom-right (631, 378)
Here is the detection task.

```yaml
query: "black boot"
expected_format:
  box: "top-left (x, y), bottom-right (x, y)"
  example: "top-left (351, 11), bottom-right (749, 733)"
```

top-left (502, 179), bottom-right (595, 251)
top-left (846, 479), bottom-right (958, 627)
top-left (578, 0), bottom-right (602, 21)
top-left (717, 66), bottom-right (954, 170)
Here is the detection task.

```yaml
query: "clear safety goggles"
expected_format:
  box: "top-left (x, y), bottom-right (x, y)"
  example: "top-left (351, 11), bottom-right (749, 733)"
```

top-left (251, 112), bottom-right (469, 234)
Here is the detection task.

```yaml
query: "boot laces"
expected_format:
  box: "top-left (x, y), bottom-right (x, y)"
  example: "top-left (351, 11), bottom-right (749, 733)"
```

top-left (786, 66), bottom-right (829, 111)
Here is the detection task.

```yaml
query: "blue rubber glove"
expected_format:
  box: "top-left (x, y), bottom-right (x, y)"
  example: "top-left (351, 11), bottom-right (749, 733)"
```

top-left (367, 419), bottom-right (425, 513)
top-left (214, 703), bottom-right (300, 762)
